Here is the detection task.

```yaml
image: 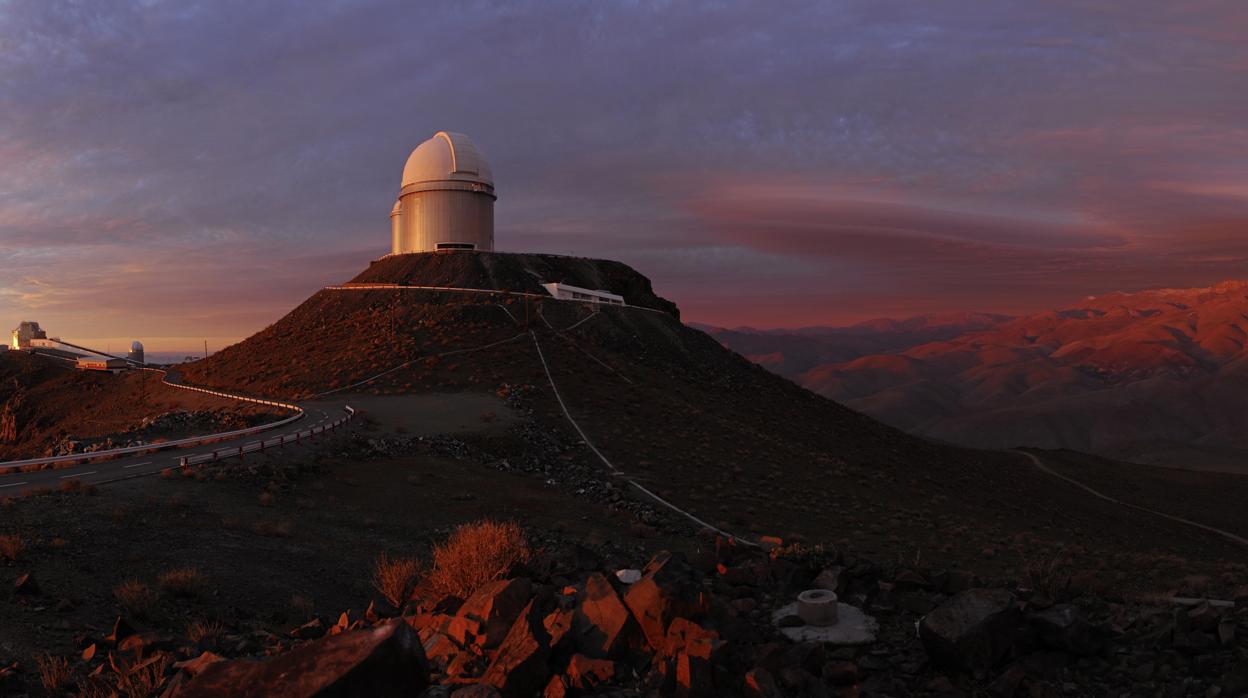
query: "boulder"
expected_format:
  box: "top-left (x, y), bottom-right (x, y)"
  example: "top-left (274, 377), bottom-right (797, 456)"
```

top-left (919, 589), bottom-right (1021, 672)
top-left (575, 573), bottom-right (639, 658)
top-left (565, 653), bottom-right (616, 690)
top-left (178, 620), bottom-right (429, 697)
top-left (481, 601), bottom-right (551, 698)
top-left (173, 651), bottom-right (226, 678)
top-left (454, 578), bottom-right (533, 649)
top-left (665, 618), bottom-right (724, 661)
top-left (1029, 604), bottom-right (1102, 656)
top-left (542, 675), bottom-right (569, 698)
top-left (624, 552), bottom-right (704, 651)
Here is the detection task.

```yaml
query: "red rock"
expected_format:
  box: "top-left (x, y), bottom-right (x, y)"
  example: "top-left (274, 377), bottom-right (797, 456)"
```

top-left (13, 573), bottom-right (38, 595)
top-left (744, 667), bottom-right (782, 698)
top-left (179, 620), bottom-right (429, 698)
top-left (543, 674), bottom-right (569, 698)
top-left (665, 617), bottom-right (723, 661)
top-left (543, 608), bottom-right (575, 651)
top-left (675, 651), bottom-right (715, 697)
top-left (623, 552), bottom-right (703, 651)
top-left (81, 643), bottom-right (96, 662)
top-left (565, 653), bottom-right (616, 689)
top-left (422, 632), bottom-right (460, 670)
top-left (105, 616), bottom-right (136, 645)
top-left (290, 618), bottom-right (325, 640)
top-left (481, 600), bottom-right (551, 698)
top-left (456, 578), bottom-right (532, 649)
top-left (575, 573), bottom-right (639, 658)
top-left (174, 651), bottom-right (226, 678)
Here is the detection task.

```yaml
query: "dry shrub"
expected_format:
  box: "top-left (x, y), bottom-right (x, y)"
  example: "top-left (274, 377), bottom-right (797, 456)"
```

top-left (113, 579), bottom-right (158, 619)
top-left (114, 654), bottom-right (171, 698)
top-left (158, 567), bottom-right (203, 598)
top-left (0, 534), bottom-right (24, 561)
top-left (187, 620), bottom-right (225, 646)
top-left (427, 519), bottom-right (530, 598)
top-left (372, 554), bottom-right (420, 608)
top-left (160, 468), bottom-right (175, 479)
top-left (36, 654), bottom-right (71, 693)
top-left (258, 491), bottom-right (274, 507)
top-left (0, 496), bottom-right (14, 511)
top-left (59, 478), bottom-right (84, 493)
top-left (1022, 547), bottom-right (1072, 599)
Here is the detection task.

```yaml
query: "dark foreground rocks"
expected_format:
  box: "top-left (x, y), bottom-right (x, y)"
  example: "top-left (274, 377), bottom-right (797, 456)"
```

top-left (12, 538), bottom-right (1248, 697)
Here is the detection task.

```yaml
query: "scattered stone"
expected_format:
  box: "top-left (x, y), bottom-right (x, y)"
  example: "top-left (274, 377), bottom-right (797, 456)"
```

top-left (106, 616), bottom-right (136, 645)
top-left (179, 620), bottom-right (430, 697)
top-left (919, 589), bottom-right (1021, 672)
top-left (812, 568), bottom-right (843, 593)
top-left (454, 578), bottom-right (533, 649)
top-left (13, 572), bottom-right (38, 595)
top-left (565, 653), bottom-right (616, 690)
top-left (615, 569), bottom-right (641, 585)
top-left (1030, 604), bottom-right (1102, 656)
top-left (744, 667), bottom-right (782, 698)
top-left (575, 572), bottom-right (639, 658)
top-left (623, 552), bottom-right (703, 650)
top-left (174, 651), bottom-right (226, 678)
top-left (481, 601), bottom-right (551, 698)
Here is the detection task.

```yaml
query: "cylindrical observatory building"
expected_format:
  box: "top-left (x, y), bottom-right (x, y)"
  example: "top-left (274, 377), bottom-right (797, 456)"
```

top-left (391, 131), bottom-right (496, 254)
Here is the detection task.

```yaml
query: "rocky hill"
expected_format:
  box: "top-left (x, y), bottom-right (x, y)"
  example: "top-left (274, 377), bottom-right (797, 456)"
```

top-left (710, 282), bottom-right (1248, 470)
top-left (6, 253), bottom-right (1248, 696)
top-left (0, 351), bottom-right (273, 461)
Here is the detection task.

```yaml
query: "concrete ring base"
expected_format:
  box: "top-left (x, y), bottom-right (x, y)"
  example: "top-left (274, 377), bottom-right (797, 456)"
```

top-left (797, 589), bottom-right (839, 626)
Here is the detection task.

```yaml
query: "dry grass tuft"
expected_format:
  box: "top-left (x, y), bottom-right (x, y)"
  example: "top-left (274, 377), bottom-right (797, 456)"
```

top-left (427, 519), bottom-right (530, 598)
top-left (372, 553), bottom-right (420, 608)
top-left (187, 619), bottom-right (226, 646)
top-left (158, 567), bottom-right (203, 598)
top-left (36, 654), bottom-right (71, 693)
top-left (113, 578), bottom-right (158, 619)
top-left (114, 654), bottom-right (171, 698)
top-left (0, 533), bottom-right (24, 561)
top-left (1021, 547), bottom-right (1072, 599)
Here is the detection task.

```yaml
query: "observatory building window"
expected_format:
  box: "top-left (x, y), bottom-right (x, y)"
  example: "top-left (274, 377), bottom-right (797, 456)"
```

top-left (436, 243), bottom-right (476, 251)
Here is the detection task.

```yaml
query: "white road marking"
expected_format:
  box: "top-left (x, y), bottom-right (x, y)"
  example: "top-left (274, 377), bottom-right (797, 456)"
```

top-left (122, 461), bottom-right (151, 469)
top-left (60, 471), bottom-right (96, 478)
top-left (0, 482), bottom-right (28, 488)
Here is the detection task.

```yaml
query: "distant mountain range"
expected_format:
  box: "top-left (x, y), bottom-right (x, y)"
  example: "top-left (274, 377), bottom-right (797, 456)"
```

top-left (700, 281), bottom-right (1248, 470)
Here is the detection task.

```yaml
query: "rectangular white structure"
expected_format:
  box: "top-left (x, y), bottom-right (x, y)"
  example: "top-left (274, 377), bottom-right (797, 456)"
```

top-left (540, 283), bottom-right (624, 305)
top-left (76, 357), bottom-right (127, 372)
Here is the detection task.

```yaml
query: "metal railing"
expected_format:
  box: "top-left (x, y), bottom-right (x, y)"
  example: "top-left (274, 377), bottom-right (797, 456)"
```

top-left (178, 406), bottom-right (355, 468)
top-left (0, 368), bottom-right (310, 473)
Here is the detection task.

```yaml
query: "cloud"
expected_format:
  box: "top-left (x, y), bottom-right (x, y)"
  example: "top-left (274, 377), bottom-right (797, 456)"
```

top-left (1, 0), bottom-right (1246, 341)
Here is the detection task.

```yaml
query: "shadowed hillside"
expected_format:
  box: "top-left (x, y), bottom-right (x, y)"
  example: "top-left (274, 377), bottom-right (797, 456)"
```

top-left (181, 253), bottom-right (1245, 571)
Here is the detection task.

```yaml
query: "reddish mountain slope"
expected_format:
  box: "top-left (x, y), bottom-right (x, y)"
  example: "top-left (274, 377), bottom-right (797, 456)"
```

top-left (783, 281), bottom-right (1248, 467)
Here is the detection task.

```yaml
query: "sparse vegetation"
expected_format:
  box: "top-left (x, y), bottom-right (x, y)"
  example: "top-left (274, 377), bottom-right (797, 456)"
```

top-left (158, 567), bottom-right (203, 598)
top-left (35, 654), bottom-right (71, 693)
top-left (0, 533), bottom-right (24, 561)
top-left (113, 578), bottom-right (158, 619)
top-left (372, 553), bottom-right (419, 608)
top-left (1021, 546), bottom-right (1072, 599)
top-left (187, 619), bottom-right (226, 647)
top-left (427, 519), bottom-right (530, 598)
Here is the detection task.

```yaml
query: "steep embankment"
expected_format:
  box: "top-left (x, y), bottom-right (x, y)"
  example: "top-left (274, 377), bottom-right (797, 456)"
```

top-left (0, 352), bottom-right (274, 460)
top-left (181, 252), bottom-right (1246, 573)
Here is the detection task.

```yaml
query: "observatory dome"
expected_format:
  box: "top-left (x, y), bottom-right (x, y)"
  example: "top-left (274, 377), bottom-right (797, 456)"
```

top-left (391, 131), bottom-right (496, 254)
top-left (401, 131), bottom-right (494, 190)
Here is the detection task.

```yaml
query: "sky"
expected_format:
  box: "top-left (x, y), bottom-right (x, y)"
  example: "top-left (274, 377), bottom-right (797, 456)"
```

top-left (2, 0), bottom-right (1247, 350)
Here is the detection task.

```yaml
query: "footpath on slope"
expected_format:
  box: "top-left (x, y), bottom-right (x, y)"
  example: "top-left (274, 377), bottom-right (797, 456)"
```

top-left (1016, 449), bottom-right (1248, 548)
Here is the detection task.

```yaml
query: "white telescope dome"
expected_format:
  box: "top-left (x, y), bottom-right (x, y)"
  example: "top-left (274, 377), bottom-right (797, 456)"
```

top-left (401, 131), bottom-right (493, 190)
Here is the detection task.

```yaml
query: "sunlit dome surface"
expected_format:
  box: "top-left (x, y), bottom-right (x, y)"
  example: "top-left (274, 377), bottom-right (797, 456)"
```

top-left (401, 131), bottom-right (493, 188)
